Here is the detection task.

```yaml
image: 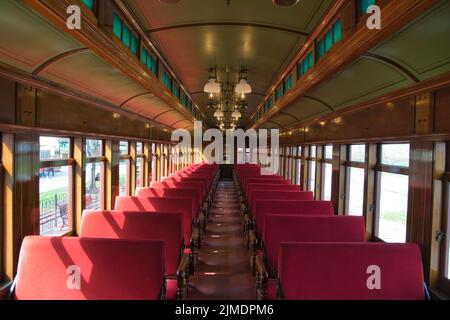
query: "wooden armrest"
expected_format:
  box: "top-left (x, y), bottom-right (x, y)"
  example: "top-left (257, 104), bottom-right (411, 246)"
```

top-left (255, 255), bottom-right (269, 300)
top-left (176, 254), bottom-right (191, 300)
top-left (248, 229), bottom-right (258, 253)
top-left (243, 214), bottom-right (253, 232)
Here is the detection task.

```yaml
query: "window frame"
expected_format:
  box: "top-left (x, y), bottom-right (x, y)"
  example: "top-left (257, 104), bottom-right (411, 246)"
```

top-left (0, 136), bottom-right (4, 283)
top-left (320, 145), bottom-right (333, 201)
top-left (119, 141), bottom-right (132, 196)
top-left (439, 144), bottom-right (450, 293)
top-left (373, 142), bottom-right (411, 243)
top-left (295, 146), bottom-right (302, 186)
top-left (38, 136), bottom-right (75, 237)
top-left (307, 145), bottom-right (317, 195)
top-left (344, 144), bottom-right (367, 216)
top-left (136, 142), bottom-right (145, 189)
top-left (112, 11), bottom-right (139, 57)
top-left (84, 138), bottom-right (106, 211)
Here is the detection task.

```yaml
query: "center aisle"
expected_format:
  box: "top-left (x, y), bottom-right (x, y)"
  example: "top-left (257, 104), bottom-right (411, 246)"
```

top-left (188, 181), bottom-right (255, 300)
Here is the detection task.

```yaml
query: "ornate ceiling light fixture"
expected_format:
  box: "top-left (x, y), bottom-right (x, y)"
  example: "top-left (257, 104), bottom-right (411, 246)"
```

top-left (204, 66), bottom-right (251, 130)
top-left (272, 0), bottom-right (300, 6)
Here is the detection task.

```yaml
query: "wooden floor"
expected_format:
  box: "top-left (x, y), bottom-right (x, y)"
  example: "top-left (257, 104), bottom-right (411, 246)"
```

top-left (188, 181), bottom-right (256, 300)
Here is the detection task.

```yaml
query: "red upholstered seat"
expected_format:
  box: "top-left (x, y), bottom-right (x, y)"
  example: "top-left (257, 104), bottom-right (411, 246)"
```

top-left (114, 196), bottom-right (194, 247)
top-left (150, 181), bottom-right (205, 203)
top-left (15, 236), bottom-right (165, 300)
top-left (263, 215), bottom-right (365, 277)
top-left (243, 178), bottom-right (289, 196)
top-left (163, 176), bottom-right (208, 192)
top-left (249, 191), bottom-right (313, 217)
top-left (245, 182), bottom-right (297, 200)
top-left (254, 200), bottom-right (334, 237)
top-left (135, 187), bottom-right (201, 218)
top-left (80, 211), bottom-right (183, 276)
top-left (278, 242), bottom-right (425, 300)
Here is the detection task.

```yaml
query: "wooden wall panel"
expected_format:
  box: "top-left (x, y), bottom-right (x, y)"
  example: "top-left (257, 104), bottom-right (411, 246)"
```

top-left (0, 78), bottom-right (15, 124)
top-left (435, 86), bottom-right (450, 133)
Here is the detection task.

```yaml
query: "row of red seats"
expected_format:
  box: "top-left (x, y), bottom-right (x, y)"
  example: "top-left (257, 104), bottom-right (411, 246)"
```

top-left (233, 163), bottom-right (425, 300)
top-left (12, 163), bottom-right (219, 300)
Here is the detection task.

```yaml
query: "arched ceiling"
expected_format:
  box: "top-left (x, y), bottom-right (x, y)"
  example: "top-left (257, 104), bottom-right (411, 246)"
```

top-left (125, 0), bottom-right (333, 128)
top-left (260, 0), bottom-right (450, 130)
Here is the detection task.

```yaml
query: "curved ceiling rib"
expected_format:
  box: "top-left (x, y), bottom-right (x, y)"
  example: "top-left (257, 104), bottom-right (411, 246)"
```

top-left (146, 22), bottom-right (308, 36)
top-left (170, 119), bottom-right (190, 127)
top-left (266, 120), bottom-right (285, 130)
top-left (153, 109), bottom-right (177, 120)
top-left (278, 111), bottom-right (300, 122)
top-left (362, 53), bottom-right (420, 83)
top-left (32, 48), bottom-right (89, 75)
top-left (303, 95), bottom-right (335, 111)
top-left (119, 92), bottom-right (153, 107)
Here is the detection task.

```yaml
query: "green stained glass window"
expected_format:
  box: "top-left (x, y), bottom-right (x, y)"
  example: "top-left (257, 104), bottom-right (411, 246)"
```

top-left (284, 74), bottom-right (293, 92)
top-left (181, 94), bottom-right (188, 107)
top-left (113, 14), bottom-right (122, 39)
top-left (325, 29), bottom-right (333, 52)
top-left (141, 48), bottom-right (148, 65)
top-left (361, 0), bottom-right (376, 14)
top-left (131, 35), bottom-right (138, 55)
top-left (173, 84), bottom-right (180, 99)
top-left (333, 19), bottom-right (342, 44)
top-left (276, 85), bottom-right (284, 100)
top-left (308, 52), bottom-right (314, 68)
top-left (122, 25), bottom-right (131, 48)
top-left (163, 70), bottom-right (172, 90)
top-left (82, 0), bottom-right (94, 10)
top-left (318, 38), bottom-right (325, 58)
top-left (298, 61), bottom-right (303, 78)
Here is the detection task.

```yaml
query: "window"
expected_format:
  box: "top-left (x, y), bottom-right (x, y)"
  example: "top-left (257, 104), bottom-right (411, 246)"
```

top-left (361, 0), bottom-right (376, 14)
top-left (187, 99), bottom-right (193, 112)
top-left (345, 144), bottom-right (366, 216)
top-left (39, 137), bottom-right (73, 236)
top-left (119, 141), bottom-right (130, 196)
top-left (375, 143), bottom-right (410, 242)
top-left (308, 146), bottom-right (317, 195)
top-left (151, 143), bottom-right (157, 182)
top-left (81, 0), bottom-right (94, 11)
top-left (284, 74), bottom-right (293, 92)
top-left (445, 174), bottom-right (450, 281)
top-left (173, 83), bottom-right (180, 100)
top-left (321, 145), bottom-right (333, 201)
top-left (298, 51), bottom-right (314, 79)
top-left (136, 142), bottom-right (144, 188)
top-left (162, 69), bottom-right (172, 91)
top-left (181, 94), bottom-right (188, 107)
top-left (317, 18), bottom-right (343, 61)
top-left (296, 146), bottom-right (302, 185)
top-left (141, 47), bottom-right (158, 76)
top-left (113, 13), bottom-right (138, 56)
top-left (85, 139), bottom-right (104, 210)
top-left (276, 84), bottom-right (284, 100)
top-left (0, 135), bottom-right (4, 281)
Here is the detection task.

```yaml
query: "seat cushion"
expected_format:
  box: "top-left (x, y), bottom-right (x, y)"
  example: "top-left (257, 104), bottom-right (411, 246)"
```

top-left (166, 279), bottom-right (178, 300)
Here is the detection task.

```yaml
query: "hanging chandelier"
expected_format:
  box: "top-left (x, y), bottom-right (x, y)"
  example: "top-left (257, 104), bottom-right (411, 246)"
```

top-left (204, 66), bottom-right (251, 130)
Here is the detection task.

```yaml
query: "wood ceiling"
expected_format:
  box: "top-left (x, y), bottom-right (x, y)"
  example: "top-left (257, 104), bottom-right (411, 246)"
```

top-left (125, 0), bottom-right (333, 128)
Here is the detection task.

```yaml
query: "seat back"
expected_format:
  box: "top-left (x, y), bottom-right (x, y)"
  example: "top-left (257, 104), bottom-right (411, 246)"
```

top-left (114, 196), bottom-right (193, 247)
top-left (150, 181), bottom-right (205, 202)
top-left (80, 211), bottom-right (183, 275)
top-left (254, 200), bottom-right (334, 237)
top-left (135, 187), bottom-right (200, 217)
top-left (249, 191), bottom-right (313, 217)
top-left (15, 236), bottom-right (165, 300)
top-left (263, 215), bottom-right (365, 277)
top-left (278, 242), bottom-right (425, 300)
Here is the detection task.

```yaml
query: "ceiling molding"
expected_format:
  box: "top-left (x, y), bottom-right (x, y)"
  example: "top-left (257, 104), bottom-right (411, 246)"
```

top-left (303, 95), bottom-right (335, 111)
top-left (32, 48), bottom-right (89, 75)
top-left (153, 109), bottom-right (177, 120)
top-left (146, 22), bottom-right (309, 36)
top-left (362, 52), bottom-right (420, 83)
top-left (170, 119), bottom-right (191, 127)
top-left (266, 119), bottom-right (285, 130)
top-left (119, 92), bottom-right (153, 107)
top-left (277, 111), bottom-right (300, 122)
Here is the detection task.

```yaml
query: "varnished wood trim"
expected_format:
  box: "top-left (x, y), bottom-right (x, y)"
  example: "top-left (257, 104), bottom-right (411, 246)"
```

top-left (375, 164), bottom-right (410, 175)
top-left (362, 52), bottom-right (420, 83)
top-left (119, 92), bottom-right (153, 107)
top-left (32, 48), bottom-right (89, 75)
top-left (39, 159), bottom-right (75, 168)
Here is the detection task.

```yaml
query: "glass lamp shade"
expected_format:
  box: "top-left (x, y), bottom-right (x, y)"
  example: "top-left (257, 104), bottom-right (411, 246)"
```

top-left (232, 110), bottom-right (242, 119)
top-left (204, 78), bottom-right (221, 94)
top-left (213, 109), bottom-right (224, 118)
top-left (235, 79), bottom-right (252, 94)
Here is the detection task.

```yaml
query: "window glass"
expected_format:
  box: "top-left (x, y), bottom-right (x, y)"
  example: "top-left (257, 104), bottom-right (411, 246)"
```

top-left (81, 0), bottom-right (94, 10)
top-left (40, 137), bottom-right (70, 161)
top-left (347, 167), bottom-right (365, 216)
top-left (276, 85), bottom-right (284, 100)
top-left (318, 38), bottom-right (325, 58)
top-left (350, 144), bottom-right (366, 162)
top-left (310, 145), bottom-right (316, 158)
top-left (86, 139), bottom-right (103, 158)
top-left (308, 160), bottom-right (316, 194)
top-left (446, 182), bottom-right (450, 279)
top-left (325, 29), bottom-right (333, 52)
top-left (136, 156), bottom-right (144, 188)
top-left (85, 162), bottom-right (103, 210)
top-left (39, 166), bottom-right (72, 235)
top-left (333, 19), bottom-right (342, 43)
top-left (308, 52), bottom-right (314, 68)
top-left (284, 74), bottom-right (293, 92)
top-left (298, 61), bottom-right (303, 78)
top-left (113, 14), bottom-right (122, 38)
top-left (323, 163), bottom-right (332, 200)
top-left (377, 172), bottom-right (408, 242)
top-left (136, 142), bottom-right (143, 155)
top-left (120, 141), bottom-right (129, 155)
top-left (324, 145), bottom-right (333, 159)
top-left (119, 159), bottom-right (130, 195)
top-left (163, 70), bottom-right (172, 90)
top-left (381, 144), bottom-right (410, 167)
top-left (361, 0), bottom-right (376, 14)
